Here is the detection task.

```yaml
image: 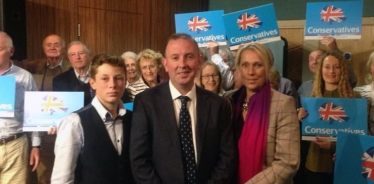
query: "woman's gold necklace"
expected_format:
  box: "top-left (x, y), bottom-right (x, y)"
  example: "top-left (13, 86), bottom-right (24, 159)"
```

top-left (242, 101), bottom-right (248, 111)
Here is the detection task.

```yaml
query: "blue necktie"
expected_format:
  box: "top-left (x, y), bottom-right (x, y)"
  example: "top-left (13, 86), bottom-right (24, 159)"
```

top-left (178, 96), bottom-right (196, 184)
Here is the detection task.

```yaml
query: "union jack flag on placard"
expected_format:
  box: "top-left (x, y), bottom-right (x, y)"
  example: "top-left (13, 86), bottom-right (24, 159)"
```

top-left (188, 16), bottom-right (211, 33)
top-left (40, 95), bottom-right (68, 115)
top-left (319, 102), bottom-right (348, 122)
top-left (362, 146), bottom-right (374, 181)
top-left (320, 5), bottom-right (346, 23)
top-left (237, 13), bottom-right (262, 31)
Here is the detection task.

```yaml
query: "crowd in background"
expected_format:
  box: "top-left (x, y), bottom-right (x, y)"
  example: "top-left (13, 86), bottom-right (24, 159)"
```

top-left (1, 30), bottom-right (374, 184)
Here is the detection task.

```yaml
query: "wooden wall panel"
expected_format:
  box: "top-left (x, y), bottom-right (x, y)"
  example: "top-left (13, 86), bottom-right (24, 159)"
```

top-left (78, 7), bottom-right (144, 56)
top-left (78, 0), bottom-right (143, 14)
top-left (25, 0), bottom-right (208, 62)
top-left (26, 0), bottom-right (78, 60)
top-left (279, 28), bottom-right (304, 87)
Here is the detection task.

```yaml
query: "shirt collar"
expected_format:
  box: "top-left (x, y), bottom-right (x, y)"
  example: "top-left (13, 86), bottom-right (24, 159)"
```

top-left (169, 80), bottom-right (196, 101)
top-left (0, 61), bottom-right (13, 76)
top-left (47, 58), bottom-right (63, 69)
top-left (91, 96), bottom-right (126, 122)
top-left (74, 68), bottom-right (90, 80)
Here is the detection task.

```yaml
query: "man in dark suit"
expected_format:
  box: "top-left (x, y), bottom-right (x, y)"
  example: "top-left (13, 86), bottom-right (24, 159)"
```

top-left (130, 33), bottom-right (237, 184)
top-left (53, 41), bottom-right (91, 91)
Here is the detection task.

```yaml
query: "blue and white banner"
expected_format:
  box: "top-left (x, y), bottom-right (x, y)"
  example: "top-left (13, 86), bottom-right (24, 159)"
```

top-left (175, 10), bottom-right (226, 47)
top-left (335, 132), bottom-right (374, 184)
top-left (305, 1), bottom-right (363, 40)
top-left (0, 76), bottom-right (16, 117)
top-left (222, 3), bottom-right (280, 50)
top-left (23, 92), bottom-right (84, 131)
top-left (301, 97), bottom-right (367, 141)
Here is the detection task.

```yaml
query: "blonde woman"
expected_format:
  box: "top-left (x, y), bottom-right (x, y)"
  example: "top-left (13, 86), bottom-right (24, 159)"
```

top-left (226, 43), bottom-right (299, 184)
top-left (354, 51), bottom-right (374, 135)
top-left (127, 49), bottom-right (163, 100)
top-left (199, 61), bottom-right (225, 96)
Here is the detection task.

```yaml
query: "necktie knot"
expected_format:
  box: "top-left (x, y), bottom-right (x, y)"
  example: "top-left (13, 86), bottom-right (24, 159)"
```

top-left (178, 96), bottom-right (190, 106)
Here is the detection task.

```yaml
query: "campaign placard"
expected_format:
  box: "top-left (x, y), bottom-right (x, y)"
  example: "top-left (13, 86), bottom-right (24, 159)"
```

top-left (23, 92), bottom-right (84, 131)
top-left (175, 10), bottom-right (226, 47)
top-left (335, 132), bottom-right (374, 184)
top-left (301, 97), bottom-right (367, 141)
top-left (0, 76), bottom-right (16, 117)
top-left (305, 1), bottom-right (363, 40)
top-left (124, 102), bottom-right (133, 111)
top-left (222, 3), bottom-right (280, 50)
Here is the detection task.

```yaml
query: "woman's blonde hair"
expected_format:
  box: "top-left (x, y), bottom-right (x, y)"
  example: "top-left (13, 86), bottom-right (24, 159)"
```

top-left (311, 53), bottom-right (354, 97)
top-left (136, 49), bottom-right (163, 72)
top-left (235, 43), bottom-right (274, 79)
top-left (198, 61), bottom-right (223, 94)
top-left (365, 51), bottom-right (374, 84)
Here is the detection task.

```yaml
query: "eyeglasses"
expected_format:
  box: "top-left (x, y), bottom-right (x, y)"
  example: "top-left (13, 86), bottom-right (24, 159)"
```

top-left (201, 74), bottom-right (219, 79)
top-left (69, 52), bottom-right (86, 57)
top-left (141, 65), bottom-right (157, 70)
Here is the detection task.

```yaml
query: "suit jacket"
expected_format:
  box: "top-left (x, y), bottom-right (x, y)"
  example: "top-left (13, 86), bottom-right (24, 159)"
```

top-left (23, 58), bottom-right (70, 91)
top-left (226, 88), bottom-right (300, 184)
top-left (53, 68), bottom-right (82, 91)
top-left (130, 82), bottom-right (237, 184)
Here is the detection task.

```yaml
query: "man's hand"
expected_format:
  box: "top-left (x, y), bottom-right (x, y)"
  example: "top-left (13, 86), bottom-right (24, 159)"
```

top-left (48, 127), bottom-right (57, 135)
top-left (207, 40), bottom-right (219, 56)
top-left (321, 36), bottom-right (338, 52)
top-left (30, 147), bottom-right (40, 171)
top-left (312, 136), bottom-right (331, 150)
top-left (297, 107), bottom-right (308, 121)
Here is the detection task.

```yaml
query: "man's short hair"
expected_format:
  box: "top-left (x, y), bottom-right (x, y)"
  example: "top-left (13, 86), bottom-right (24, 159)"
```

top-left (90, 53), bottom-right (126, 79)
top-left (67, 41), bottom-right (91, 55)
top-left (0, 31), bottom-right (13, 51)
top-left (165, 33), bottom-right (199, 55)
top-left (42, 34), bottom-right (66, 49)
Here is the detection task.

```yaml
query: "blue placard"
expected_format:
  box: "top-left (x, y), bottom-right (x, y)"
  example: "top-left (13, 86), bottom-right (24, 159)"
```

top-left (124, 102), bottom-right (133, 111)
top-left (175, 10), bottom-right (226, 47)
top-left (222, 3), bottom-right (280, 49)
top-left (335, 132), bottom-right (374, 184)
top-left (0, 76), bottom-right (16, 117)
top-left (23, 92), bottom-right (84, 131)
top-left (301, 97), bottom-right (367, 140)
top-left (305, 1), bottom-right (363, 40)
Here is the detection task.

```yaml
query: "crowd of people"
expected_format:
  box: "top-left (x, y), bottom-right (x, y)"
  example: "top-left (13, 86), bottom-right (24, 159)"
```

top-left (0, 29), bottom-right (373, 184)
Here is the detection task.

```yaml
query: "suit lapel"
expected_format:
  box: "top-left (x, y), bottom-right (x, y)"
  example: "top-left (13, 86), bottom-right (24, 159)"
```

top-left (158, 83), bottom-right (182, 154)
top-left (195, 87), bottom-right (210, 165)
top-left (68, 68), bottom-right (81, 88)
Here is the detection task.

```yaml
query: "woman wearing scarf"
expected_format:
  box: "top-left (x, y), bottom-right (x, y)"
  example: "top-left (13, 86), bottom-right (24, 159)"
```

top-left (226, 43), bottom-right (300, 184)
top-left (298, 53), bottom-right (361, 184)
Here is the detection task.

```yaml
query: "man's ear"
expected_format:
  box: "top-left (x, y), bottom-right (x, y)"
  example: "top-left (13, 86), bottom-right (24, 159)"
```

top-left (89, 78), bottom-right (96, 90)
top-left (9, 47), bottom-right (15, 57)
top-left (162, 58), bottom-right (168, 73)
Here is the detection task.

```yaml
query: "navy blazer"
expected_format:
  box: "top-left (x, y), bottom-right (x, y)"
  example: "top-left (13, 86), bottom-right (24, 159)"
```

top-left (130, 82), bottom-right (237, 184)
top-left (53, 68), bottom-right (82, 91)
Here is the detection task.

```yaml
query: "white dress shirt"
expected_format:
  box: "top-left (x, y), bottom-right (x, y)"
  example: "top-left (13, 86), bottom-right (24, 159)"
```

top-left (51, 97), bottom-right (126, 184)
top-left (74, 69), bottom-right (90, 84)
top-left (0, 62), bottom-right (40, 146)
top-left (169, 81), bottom-right (198, 163)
